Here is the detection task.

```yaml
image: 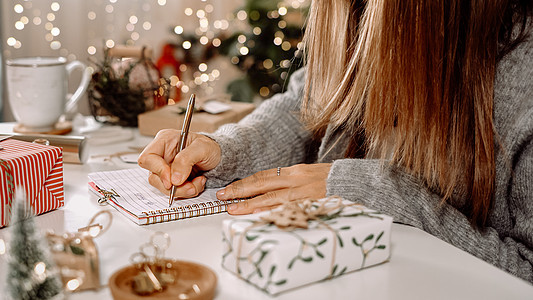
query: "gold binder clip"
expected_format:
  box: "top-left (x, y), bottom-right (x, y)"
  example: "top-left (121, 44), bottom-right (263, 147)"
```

top-left (95, 185), bottom-right (120, 205)
top-left (130, 232), bottom-right (175, 296)
top-left (130, 252), bottom-right (164, 295)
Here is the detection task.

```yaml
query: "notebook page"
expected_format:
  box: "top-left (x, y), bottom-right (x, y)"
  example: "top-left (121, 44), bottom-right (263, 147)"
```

top-left (88, 168), bottom-right (236, 225)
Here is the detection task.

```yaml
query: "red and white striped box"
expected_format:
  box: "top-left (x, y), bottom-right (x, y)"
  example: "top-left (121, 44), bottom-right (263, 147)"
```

top-left (0, 139), bottom-right (64, 227)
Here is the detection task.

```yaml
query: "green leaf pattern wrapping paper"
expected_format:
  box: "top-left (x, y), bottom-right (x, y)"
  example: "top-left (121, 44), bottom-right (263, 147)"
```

top-left (221, 198), bottom-right (393, 295)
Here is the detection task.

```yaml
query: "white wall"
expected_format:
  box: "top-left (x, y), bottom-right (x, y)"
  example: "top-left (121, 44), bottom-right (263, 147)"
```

top-left (1, 0), bottom-right (244, 121)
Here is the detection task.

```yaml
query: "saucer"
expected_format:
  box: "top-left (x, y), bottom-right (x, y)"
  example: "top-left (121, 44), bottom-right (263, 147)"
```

top-left (109, 259), bottom-right (217, 300)
top-left (13, 121), bottom-right (72, 135)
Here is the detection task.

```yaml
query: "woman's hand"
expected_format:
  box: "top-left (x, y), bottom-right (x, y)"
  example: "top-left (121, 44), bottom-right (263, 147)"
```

top-left (217, 163), bottom-right (332, 214)
top-left (137, 129), bottom-right (221, 198)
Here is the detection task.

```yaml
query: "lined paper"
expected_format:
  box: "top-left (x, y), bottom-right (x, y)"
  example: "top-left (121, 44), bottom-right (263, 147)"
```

top-left (88, 168), bottom-right (240, 225)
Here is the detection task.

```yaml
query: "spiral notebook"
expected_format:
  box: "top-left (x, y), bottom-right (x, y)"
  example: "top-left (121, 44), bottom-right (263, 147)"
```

top-left (88, 168), bottom-right (241, 225)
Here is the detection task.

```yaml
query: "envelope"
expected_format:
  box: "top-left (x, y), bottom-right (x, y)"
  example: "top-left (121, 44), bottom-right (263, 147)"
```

top-left (0, 139), bottom-right (64, 227)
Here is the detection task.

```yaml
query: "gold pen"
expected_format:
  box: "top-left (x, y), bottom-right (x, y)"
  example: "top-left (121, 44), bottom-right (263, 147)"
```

top-left (169, 94), bottom-right (196, 207)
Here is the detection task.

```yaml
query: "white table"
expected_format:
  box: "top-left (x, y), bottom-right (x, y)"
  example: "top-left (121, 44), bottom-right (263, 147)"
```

top-left (1, 123), bottom-right (532, 300)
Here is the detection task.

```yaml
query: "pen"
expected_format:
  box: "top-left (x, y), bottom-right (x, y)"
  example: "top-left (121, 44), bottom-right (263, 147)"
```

top-left (169, 93), bottom-right (196, 207)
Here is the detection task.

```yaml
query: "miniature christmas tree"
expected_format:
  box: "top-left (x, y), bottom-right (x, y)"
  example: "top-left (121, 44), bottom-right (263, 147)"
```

top-left (6, 189), bottom-right (63, 300)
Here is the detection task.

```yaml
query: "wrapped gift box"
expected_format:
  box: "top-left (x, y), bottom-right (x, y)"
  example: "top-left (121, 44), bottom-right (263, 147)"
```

top-left (221, 198), bottom-right (393, 295)
top-left (0, 139), bottom-right (64, 227)
top-left (137, 101), bottom-right (255, 136)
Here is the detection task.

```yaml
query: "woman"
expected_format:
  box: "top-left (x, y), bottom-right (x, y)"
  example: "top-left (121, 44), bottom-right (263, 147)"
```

top-left (138, 1), bottom-right (533, 282)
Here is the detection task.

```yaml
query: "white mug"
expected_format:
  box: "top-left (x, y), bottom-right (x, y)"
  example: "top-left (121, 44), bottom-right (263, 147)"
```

top-left (6, 57), bottom-right (91, 132)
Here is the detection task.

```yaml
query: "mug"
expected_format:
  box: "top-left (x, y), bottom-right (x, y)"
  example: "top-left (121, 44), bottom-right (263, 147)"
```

top-left (6, 57), bottom-right (91, 132)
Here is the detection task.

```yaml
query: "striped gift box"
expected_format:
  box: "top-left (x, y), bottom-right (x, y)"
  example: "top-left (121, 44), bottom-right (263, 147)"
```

top-left (0, 139), bottom-right (64, 227)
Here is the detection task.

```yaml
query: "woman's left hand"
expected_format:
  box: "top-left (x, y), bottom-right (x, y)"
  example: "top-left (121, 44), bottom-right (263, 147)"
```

top-left (216, 163), bottom-right (332, 215)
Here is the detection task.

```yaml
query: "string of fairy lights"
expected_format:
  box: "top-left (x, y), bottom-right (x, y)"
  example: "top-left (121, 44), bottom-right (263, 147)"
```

top-left (4, 0), bottom-right (308, 99)
top-left (171, 0), bottom-right (229, 97)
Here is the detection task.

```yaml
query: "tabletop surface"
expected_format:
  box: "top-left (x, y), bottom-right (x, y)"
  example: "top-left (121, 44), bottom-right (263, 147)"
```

top-left (0, 120), bottom-right (532, 300)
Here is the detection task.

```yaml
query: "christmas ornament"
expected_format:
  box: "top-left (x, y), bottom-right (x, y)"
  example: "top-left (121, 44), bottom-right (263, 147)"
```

top-left (88, 46), bottom-right (170, 127)
top-left (156, 44), bottom-right (182, 103)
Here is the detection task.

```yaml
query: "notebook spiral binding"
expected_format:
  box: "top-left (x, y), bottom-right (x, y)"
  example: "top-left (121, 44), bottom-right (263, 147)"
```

top-left (140, 200), bottom-right (240, 224)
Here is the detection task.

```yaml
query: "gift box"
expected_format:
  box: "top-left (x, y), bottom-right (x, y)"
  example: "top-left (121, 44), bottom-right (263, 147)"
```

top-left (137, 101), bottom-right (255, 136)
top-left (0, 139), bottom-right (64, 227)
top-left (221, 198), bottom-right (393, 295)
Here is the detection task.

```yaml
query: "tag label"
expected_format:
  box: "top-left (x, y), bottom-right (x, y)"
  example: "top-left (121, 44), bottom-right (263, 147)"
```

top-left (202, 101), bottom-right (231, 114)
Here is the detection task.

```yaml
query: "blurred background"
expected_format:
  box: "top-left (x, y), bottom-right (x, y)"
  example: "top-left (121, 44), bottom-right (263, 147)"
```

top-left (0, 0), bottom-right (309, 123)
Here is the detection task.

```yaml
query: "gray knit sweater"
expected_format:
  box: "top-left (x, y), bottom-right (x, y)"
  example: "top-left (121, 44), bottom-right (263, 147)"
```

top-left (204, 35), bottom-right (533, 283)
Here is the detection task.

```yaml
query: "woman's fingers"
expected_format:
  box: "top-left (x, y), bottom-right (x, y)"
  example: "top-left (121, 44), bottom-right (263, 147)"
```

top-left (147, 173), bottom-right (206, 198)
top-left (220, 163), bottom-right (332, 215)
top-left (147, 171), bottom-right (169, 194)
top-left (138, 130), bottom-right (221, 198)
top-left (138, 129), bottom-right (180, 189)
top-left (171, 175), bottom-right (207, 199)
top-left (217, 164), bottom-right (330, 200)
top-left (227, 185), bottom-right (311, 215)
top-left (169, 136), bottom-right (221, 186)
top-left (217, 167), bottom-right (293, 200)
top-left (142, 155), bottom-right (172, 189)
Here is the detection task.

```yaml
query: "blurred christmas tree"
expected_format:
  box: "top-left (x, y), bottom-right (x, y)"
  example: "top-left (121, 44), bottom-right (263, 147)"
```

top-left (219, 0), bottom-right (308, 101)
top-left (6, 191), bottom-right (63, 300)
top-left (168, 0), bottom-right (309, 102)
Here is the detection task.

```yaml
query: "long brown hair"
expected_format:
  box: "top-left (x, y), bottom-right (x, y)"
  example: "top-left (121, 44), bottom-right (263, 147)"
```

top-left (301, 0), bottom-right (532, 227)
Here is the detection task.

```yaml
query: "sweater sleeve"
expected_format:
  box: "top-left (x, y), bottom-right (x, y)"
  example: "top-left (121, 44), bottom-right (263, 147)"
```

top-left (326, 144), bottom-right (533, 283)
top-left (203, 68), bottom-right (314, 188)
